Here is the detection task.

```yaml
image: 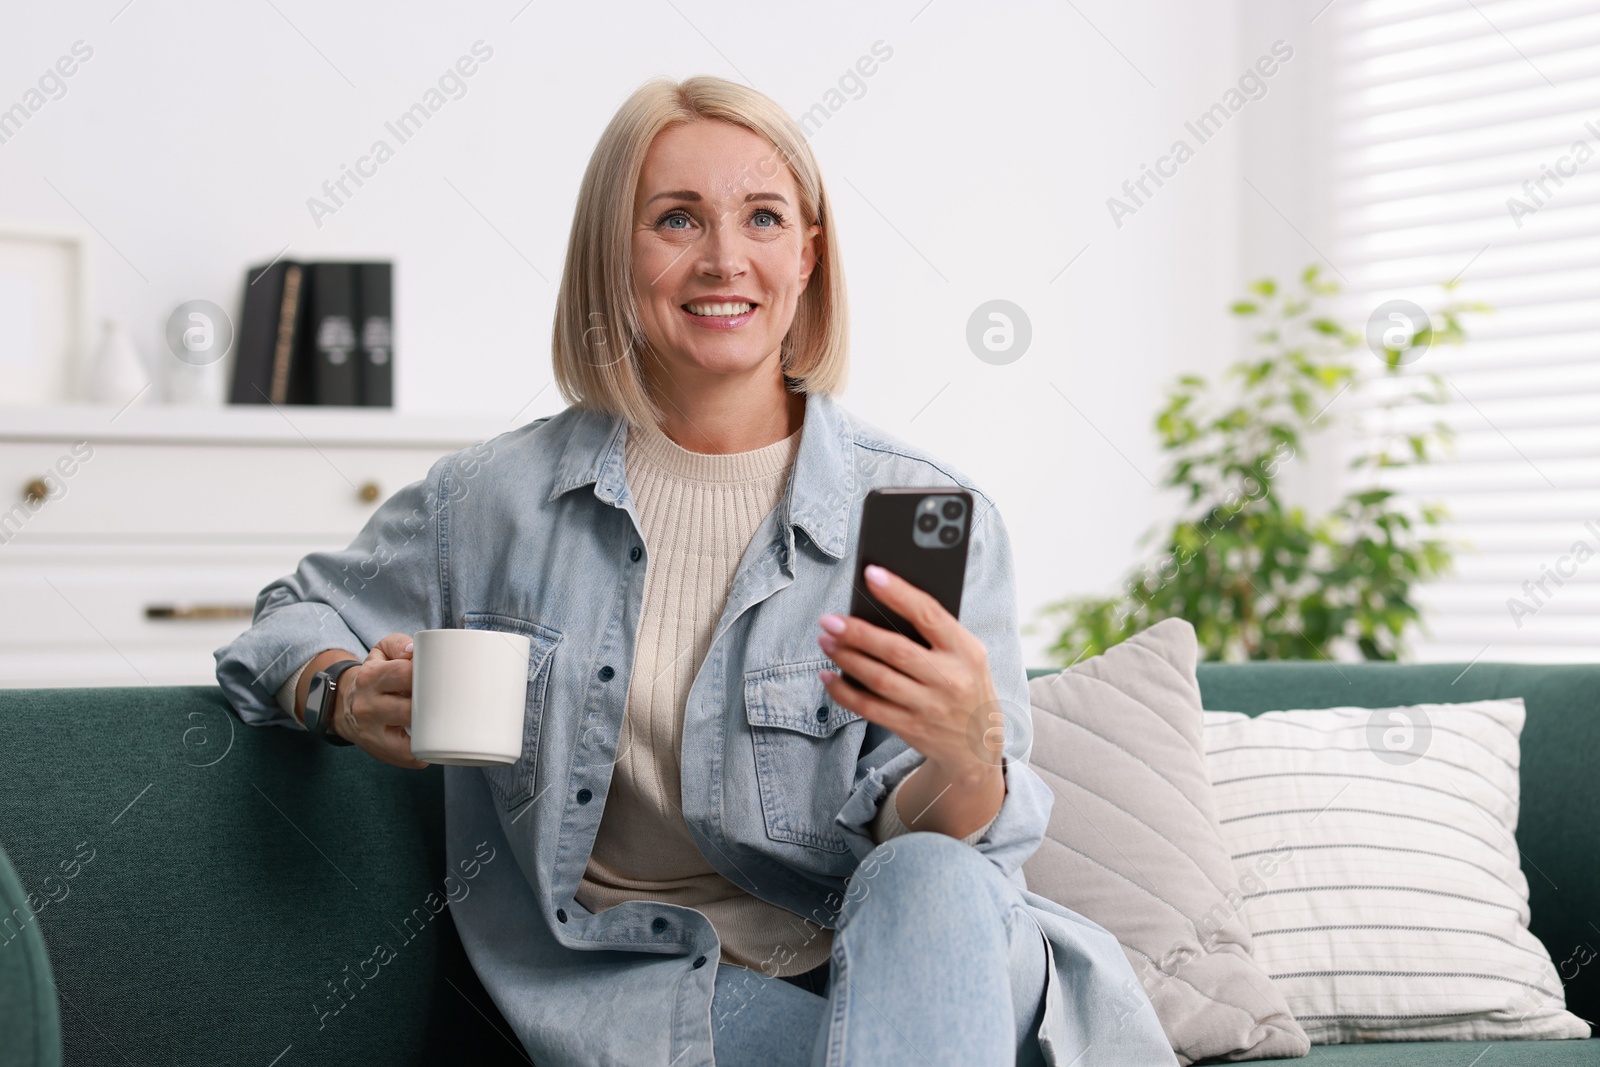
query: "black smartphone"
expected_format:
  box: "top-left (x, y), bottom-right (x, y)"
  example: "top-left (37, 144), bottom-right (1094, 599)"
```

top-left (840, 487), bottom-right (973, 696)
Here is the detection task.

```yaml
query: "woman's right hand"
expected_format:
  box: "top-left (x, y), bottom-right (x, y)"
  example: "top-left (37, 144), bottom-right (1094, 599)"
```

top-left (334, 632), bottom-right (428, 769)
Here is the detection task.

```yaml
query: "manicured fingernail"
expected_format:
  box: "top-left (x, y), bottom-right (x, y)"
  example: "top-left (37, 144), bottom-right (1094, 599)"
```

top-left (818, 669), bottom-right (834, 683)
top-left (404, 641), bottom-right (414, 654)
top-left (865, 564), bottom-right (889, 587)
top-left (819, 613), bottom-right (846, 634)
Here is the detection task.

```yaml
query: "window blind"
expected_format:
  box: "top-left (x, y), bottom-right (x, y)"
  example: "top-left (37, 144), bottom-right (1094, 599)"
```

top-left (1330, 0), bottom-right (1600, 662)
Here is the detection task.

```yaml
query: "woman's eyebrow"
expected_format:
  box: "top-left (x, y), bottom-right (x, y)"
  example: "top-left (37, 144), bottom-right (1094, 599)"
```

top-left (644, 189), bottom-right (790, 206)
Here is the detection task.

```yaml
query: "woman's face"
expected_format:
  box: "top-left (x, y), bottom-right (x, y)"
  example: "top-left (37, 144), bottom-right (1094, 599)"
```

top-left (631, 119), bottom-right (821, 388)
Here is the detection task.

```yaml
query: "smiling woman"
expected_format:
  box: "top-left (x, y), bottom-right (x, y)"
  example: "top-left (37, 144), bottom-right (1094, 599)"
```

top-left (214, 73), bottom-right (1173, 1067)
top-left (626, 120), bottom-right (823, 447)
top-left (550, 77), bottom-right (848, 447)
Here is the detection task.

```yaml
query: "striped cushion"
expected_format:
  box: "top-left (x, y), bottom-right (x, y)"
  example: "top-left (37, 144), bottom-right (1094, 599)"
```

top-left (1203, 700), bottom-right (1591, 1044)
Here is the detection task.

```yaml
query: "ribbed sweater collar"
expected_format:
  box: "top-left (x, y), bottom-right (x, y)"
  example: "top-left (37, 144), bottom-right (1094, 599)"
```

top-left (625, 415), bottom-right (802, 484)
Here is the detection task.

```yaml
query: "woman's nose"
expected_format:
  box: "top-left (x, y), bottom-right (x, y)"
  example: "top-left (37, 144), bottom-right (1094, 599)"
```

top-left (696, 209), bottom-right (749, 278)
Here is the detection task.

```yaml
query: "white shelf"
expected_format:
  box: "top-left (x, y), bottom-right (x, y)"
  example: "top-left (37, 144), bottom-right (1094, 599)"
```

top-left (0, 402), bottom-right (521, 448)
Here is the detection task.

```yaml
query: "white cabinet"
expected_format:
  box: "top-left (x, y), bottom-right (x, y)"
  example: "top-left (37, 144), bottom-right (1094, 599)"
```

top-left (0, 404), bottom-right (508, 687)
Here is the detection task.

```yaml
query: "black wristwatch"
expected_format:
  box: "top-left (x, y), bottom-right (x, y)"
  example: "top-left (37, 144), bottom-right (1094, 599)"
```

top-left (304, 659), bottom-right (362, 746)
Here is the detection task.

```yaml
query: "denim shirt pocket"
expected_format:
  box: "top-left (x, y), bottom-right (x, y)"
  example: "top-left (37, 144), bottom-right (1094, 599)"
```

top-left (462, 611), bottom-right (563, 811)
top-left (744, 658), bottom-right (869, 854)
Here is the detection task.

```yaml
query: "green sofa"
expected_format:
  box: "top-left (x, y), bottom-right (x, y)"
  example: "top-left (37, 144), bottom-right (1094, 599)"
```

top-left (1, 661), bottom-right (1595, 1066)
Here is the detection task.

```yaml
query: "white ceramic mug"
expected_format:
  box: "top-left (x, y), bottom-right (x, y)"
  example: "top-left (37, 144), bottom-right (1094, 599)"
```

top-left (409, 629), bottom-right (531, 766)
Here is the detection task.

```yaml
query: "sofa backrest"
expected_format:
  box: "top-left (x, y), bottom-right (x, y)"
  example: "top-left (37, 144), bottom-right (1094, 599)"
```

top-left (0, 686), bottom-right (525, 1067)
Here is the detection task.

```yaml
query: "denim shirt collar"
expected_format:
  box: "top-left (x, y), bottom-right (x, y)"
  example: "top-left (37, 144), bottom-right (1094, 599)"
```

top-left (545, 389), bottom-right (854, 561)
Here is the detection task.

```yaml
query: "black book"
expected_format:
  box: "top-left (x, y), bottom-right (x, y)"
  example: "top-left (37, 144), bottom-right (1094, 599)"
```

top-left (357, 262), bottom-right (393, 407)
top-left (306, 263), bottom-right (361, 406)
top-left (283, 263), bottom-right (316, 405)
top-left (229, 260), bottom-right (309, 405)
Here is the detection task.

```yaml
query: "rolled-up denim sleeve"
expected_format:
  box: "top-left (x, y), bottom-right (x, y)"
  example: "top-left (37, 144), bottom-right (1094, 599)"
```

top-left (834, 495), bottom-right (1050, 876)
top-left (213, 453), bottom-right (454, 728)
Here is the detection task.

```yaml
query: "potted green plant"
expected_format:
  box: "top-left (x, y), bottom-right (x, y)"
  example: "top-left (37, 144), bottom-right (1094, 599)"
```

top-left (1034, 266), bottom-right (1485, 664)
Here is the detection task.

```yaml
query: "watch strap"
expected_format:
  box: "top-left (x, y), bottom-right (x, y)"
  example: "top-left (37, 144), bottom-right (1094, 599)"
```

top-left (309, 659), bottom-right (362, 746)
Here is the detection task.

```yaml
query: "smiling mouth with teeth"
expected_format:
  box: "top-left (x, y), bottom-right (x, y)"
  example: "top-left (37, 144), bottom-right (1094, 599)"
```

top-left (682, 301), bottom-right (758, 317)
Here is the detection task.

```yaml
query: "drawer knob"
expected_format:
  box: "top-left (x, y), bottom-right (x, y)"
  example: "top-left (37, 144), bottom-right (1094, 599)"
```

top-left (23, 478), bottom-right (50, 504)
top-left (358, 481), bottom-right (381, 504)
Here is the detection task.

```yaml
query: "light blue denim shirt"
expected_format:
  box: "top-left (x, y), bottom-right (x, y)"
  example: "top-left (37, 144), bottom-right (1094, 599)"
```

top-left (214, 390), bottom-right (1173, 1067)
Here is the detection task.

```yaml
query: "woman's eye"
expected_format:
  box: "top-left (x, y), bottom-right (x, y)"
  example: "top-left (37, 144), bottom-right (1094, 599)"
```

top-left (654, 208), bottom-right (784, 230)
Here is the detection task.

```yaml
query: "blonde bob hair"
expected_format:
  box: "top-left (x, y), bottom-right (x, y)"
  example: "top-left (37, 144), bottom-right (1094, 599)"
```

top-left (550, 75), bottom-right (849, 428)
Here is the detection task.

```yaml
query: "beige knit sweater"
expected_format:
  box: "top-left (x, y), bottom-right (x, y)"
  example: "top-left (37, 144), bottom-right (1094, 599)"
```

top-left (573, 415), bottom-right (994, 975)
top-left (278, 413), bottom-right (995, 976)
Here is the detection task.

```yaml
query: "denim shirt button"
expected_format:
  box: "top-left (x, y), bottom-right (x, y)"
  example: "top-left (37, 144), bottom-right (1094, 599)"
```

top-left (556, 908), bottom-right (568, 923)
top-left (629, 546), bottom-right (641, 562)
top-left (651, 917), bottom-right (668, 934)
top-left (576, 788), bottom-right (593, 805)
top-left (598, 665), bottom-right (615, 681)
top-left (815, 705), bottom-right (828, 723)
top-left (692, 955), bottom-right (707, 969)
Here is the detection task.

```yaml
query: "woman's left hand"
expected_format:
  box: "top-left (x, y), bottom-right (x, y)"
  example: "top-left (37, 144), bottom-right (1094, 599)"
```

top-left (816, 563), bottom-right (1003, 773)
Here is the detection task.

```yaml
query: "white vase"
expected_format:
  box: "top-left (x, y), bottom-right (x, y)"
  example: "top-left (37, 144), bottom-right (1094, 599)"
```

top-left (81, 319), bottom-right (150, 407)
top-left (162, 349), bottom-right (226, 406)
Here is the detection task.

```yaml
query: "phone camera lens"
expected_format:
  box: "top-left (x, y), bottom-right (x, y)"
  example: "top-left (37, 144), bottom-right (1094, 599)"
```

top-left (938, 525), bottom-right (960, 546)
top-left (916, 513), bottom-right (939, 532)
top-left (941, 499), bottom-right (964, 520)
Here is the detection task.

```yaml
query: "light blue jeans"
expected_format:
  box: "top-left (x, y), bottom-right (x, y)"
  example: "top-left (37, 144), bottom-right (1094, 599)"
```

top-left (710, 832), bottom-right (1050, 1066)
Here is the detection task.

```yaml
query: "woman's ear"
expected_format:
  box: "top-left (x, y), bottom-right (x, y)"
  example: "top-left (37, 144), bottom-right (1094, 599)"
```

top-left (798, 223), bottom-right (822, 287)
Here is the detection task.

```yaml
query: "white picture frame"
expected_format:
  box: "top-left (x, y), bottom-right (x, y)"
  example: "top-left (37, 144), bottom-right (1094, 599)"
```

top-left (0, 225), bottom-right (89, 405)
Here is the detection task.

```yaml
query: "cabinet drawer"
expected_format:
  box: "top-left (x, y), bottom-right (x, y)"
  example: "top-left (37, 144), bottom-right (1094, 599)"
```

top-left (0, 542), bottom-right (345, 687)
top-left (0, 441), bottom-right (450, 541)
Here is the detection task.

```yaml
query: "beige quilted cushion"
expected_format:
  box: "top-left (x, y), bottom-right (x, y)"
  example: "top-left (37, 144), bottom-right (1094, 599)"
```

top-left (1022, 618), bottom-right (1309, 1063)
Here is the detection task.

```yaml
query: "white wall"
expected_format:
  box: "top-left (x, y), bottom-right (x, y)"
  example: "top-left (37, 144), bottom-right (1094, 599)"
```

top-left (1234, 0), bottom-right (1347, 521)
top-left (2, 0), bottom-right (1312, 666)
